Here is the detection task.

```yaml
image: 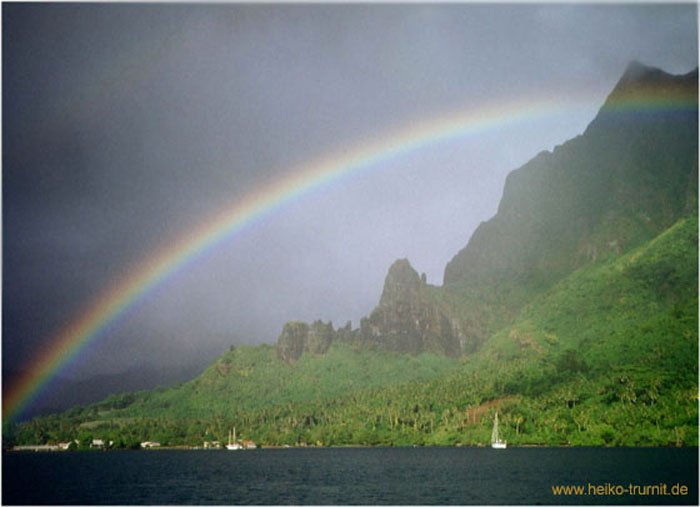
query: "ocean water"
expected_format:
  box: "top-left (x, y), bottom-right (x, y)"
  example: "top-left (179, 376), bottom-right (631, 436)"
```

top-left (3, 447), bottom-right (697, 505)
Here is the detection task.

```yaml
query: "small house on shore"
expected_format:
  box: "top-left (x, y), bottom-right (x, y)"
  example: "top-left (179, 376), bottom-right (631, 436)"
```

top-left (241, 440), bottom-right (257, 449)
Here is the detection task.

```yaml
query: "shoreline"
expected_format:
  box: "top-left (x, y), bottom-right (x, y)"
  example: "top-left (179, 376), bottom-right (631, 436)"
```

top-left (6, 443), bottom-right (694, 452)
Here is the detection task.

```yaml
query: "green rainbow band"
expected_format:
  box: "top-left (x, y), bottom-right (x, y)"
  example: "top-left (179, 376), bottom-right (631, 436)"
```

top-left (3, 91), bottom-right (696, 423)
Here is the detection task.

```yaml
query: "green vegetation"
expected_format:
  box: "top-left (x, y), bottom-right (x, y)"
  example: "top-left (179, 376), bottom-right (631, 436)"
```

top-left (5, 65), bottom-right (696, 451)
top-left (6, 215), bottom-right (696, 449)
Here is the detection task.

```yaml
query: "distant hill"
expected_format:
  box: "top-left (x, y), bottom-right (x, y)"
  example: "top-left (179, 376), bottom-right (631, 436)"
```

top-left (5, 62), bottom-right (697, 449)
top-left (5, 361), bottom-right (210, 421)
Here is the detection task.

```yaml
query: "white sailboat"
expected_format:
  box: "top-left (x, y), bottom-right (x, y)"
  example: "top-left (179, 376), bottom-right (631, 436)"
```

top-left (491, 412), bottom-right (507, 449)
top-left (226, 427), bottom-right (242, 450)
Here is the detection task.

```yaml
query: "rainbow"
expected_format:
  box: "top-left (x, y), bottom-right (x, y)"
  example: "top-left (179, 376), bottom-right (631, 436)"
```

top-left (3, 89), bottom-right (696, 423)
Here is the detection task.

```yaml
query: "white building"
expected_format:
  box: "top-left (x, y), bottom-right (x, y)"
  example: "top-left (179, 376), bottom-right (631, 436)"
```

top-left (241, 440), bottom-right (257, 449)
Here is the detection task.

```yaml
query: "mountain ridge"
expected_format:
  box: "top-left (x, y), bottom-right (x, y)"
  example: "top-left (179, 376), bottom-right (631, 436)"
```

top-left (276, 62), bottom-right (698, 359)
top-left (445, 62), bottom-right (697, 286)
top-left (7, 212), bottom-right (695, 448)
top-left (5, 61), bottom-right (697, 449)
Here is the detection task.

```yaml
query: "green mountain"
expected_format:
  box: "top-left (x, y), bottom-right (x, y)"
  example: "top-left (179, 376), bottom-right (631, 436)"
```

top-left (5, 63), bottom-right (697, 449)
top-left (442, 61), bottom-right (698, 350)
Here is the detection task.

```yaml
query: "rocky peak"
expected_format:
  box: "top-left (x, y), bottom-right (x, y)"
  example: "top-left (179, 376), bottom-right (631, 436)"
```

top-left (361, 258), bottom-right (462, 356)
top-left (276, 319), bottom-right (335, 364)
top-left (597, 61), bottom-right (697, 115)
top-left (275, 257), bottom-right (464, 361)
top-left (379, 258), bottom-right (423, 308)
top-left (616, 61), bottom-right (662, 87)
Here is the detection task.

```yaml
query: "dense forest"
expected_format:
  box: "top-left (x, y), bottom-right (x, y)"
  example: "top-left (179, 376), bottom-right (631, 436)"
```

top-left (5, 215), bottom-right (697, 449)
top-left (4, 63), bottom-right (697, 450)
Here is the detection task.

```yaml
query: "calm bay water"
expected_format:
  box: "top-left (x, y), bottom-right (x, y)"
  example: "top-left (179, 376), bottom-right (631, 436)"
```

top-left (3, 447), bottom-right (697, 505)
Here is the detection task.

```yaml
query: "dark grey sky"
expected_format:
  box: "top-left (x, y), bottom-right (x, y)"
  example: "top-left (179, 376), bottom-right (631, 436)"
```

top-left (3, 3), bottom-right (697, 385)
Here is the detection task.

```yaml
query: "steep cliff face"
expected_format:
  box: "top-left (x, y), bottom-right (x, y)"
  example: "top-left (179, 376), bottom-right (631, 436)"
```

top-left (276, 260), bottom-right (463, 361)
top-left (444, 63), bottom-right (698, 288)
top-left (359, 259), bottom-right (462, 356)
top-left (277, 320), bottom-right (335, 364)
top-left (276, 63), bottom-right (698, 362)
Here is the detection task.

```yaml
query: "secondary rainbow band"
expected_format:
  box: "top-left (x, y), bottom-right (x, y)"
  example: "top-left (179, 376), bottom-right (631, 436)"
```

top-left (3, 91), bottom-right (696, 423)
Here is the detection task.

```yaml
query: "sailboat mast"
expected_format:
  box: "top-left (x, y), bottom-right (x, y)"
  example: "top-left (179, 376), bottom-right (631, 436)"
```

top-left (491, 412), bottom-right (499, 443)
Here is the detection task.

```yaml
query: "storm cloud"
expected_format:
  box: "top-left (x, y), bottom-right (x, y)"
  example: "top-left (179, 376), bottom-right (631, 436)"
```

top-left (3, 4), bottom-right (697, 393)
